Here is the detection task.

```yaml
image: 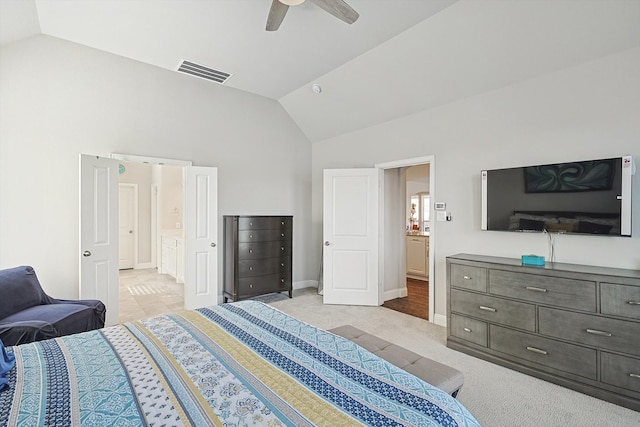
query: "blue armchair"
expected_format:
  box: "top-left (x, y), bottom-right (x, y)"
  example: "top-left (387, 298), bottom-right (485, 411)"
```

top-left (0, 266), bottom-right (106, 346)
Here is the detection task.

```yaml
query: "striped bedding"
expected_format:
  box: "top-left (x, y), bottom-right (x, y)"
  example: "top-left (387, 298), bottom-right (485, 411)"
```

top-left (0, 301), bottom-right (480, 426)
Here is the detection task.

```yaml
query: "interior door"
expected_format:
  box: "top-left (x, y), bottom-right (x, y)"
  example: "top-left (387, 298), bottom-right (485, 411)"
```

top-left (118, 184), bottom-right (136, 269)
top-left (184, 166), bottom-right (218, 310)
top-left (80, 154), bottom-right (119, 326)
top-left (323, 168), bottom-right (380, 306)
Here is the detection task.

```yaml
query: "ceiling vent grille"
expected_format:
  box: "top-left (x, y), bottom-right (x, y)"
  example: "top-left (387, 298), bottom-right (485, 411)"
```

top-left (177, 60), bottom-right (231, 84)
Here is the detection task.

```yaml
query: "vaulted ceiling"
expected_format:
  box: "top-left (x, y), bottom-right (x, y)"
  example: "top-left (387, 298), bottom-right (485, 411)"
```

top-left (2, 0), bottom-right (639, 142)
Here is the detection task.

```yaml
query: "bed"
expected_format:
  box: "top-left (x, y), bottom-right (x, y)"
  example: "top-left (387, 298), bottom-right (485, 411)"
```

top-left (0, 300), bottom-right (480, 426)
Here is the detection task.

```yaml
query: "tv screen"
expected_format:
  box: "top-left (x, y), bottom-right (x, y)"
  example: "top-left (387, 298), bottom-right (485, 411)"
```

top-left (481, 156), bottom-right (633, 236)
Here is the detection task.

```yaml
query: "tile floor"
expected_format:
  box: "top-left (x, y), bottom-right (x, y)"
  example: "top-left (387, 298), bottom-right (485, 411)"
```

top-left (118, 268), bottom-right (184, 323)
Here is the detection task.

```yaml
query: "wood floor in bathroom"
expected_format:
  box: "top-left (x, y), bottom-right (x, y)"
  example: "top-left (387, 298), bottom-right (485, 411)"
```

top-left (382, 278), bottom-right (429, 320)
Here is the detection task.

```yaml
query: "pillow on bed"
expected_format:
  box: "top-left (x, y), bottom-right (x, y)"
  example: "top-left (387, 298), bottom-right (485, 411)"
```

top-left (577, 221), bottom-right (613, 235)
top-left (518, 218), bottom-right (546, 231)
top-left (545, 222), bottom-right (575, 233)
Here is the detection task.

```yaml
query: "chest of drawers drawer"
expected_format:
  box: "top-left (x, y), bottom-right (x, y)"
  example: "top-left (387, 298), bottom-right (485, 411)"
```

top-left (489, 270), bottom-right (596, 312)
top-left (238, 273), bottom-right (291, 296)
top-left (237, 258), bottom-right (288, 277)
top-left (539, 307), bottom-right (640, 356)
top-left (601, 283), bottom-right (640, 320)
top-left (238, 241), bottom-right (291, 260)
top-left (450, 288), bottom-right (535, 331)
top-left (490, 325), bottom-right (597, 380)
top-left (450, 314), bottom-right (487, 347)
top-left (238, 229), bottom-right (290, 243)
top-left (238, 217), bottom-right (291, 230)
top-left (601, 352), bottom-right (640, 393)
top-left (450, 264), bottom-right (487, 292)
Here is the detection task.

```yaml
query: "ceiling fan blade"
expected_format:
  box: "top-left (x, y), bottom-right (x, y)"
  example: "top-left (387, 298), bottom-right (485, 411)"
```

top-left (266, 0), bottom-right (289, 31)
top-left (310, 0), bottom-right (359, 24)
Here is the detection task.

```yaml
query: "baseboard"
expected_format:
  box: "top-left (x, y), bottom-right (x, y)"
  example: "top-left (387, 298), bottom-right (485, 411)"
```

top-left (293, 280), bottom-right (318, 290)
top-left (433, 313), bottom-right (447, 327)
top-left (134, 262), bottom-right (155, 270)
top-left (383, 287), bottom-right (408, 302)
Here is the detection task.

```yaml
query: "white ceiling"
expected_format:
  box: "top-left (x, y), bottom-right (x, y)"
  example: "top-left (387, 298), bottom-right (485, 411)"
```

top-left (2, 0), bottom-right (639, 142)
top-left (0, 0), bottom-right (456, 99)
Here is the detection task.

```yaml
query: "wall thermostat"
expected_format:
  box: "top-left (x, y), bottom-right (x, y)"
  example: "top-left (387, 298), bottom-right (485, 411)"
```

top-left (434, 202), bottom-right (446, 211)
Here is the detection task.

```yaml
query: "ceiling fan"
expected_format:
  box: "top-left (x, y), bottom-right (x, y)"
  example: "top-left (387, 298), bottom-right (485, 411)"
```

top-left (266, 0), bottom-right (359, 31)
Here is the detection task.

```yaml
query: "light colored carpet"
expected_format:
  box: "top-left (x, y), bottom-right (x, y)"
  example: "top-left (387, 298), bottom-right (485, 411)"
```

top-left (268, 288), bottom-right (640, 427)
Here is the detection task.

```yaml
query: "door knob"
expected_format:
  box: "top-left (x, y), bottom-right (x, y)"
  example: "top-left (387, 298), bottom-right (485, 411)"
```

top-left (324, 241), bottom-right (330, 246)
top-left (210, 243), bottom-right (216, 247)
top-left (83, 251), bottom-right (92, 257)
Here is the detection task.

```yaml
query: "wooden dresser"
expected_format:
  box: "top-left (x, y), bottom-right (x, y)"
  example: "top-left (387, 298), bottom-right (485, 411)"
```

top-left (223, 215), bottom-right (292, 302)
top-left (446, 253), bottom-right (640, 411)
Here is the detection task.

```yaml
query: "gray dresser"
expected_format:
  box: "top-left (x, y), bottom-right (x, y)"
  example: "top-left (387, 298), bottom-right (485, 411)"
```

top-left (223, 215), bottom-right (292, 302)
top-left (446, 253), bottom-right (640, 411)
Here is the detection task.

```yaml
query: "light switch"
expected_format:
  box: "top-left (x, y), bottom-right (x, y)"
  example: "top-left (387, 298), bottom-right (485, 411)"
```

top-left (436, 211), bottom-right (447, 222)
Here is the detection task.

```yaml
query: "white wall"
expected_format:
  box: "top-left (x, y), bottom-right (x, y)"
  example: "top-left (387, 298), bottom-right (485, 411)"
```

top-left (0, 35), bottom-right (313, 298)
top-left (312, 47), bottom-right (640, 318)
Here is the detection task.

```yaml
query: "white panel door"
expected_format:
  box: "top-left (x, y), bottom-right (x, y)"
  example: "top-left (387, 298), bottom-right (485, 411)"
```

top-left (184, 166), bottom-right (218, 310)
top-left (80, 154), bottom-right (119, 326)
top-left (118, 184), bottom-right (136, 270)
top-left (323, 168), bottom-right (379, 306)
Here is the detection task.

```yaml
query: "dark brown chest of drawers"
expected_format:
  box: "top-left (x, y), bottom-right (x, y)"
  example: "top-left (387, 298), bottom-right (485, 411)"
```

top-left (447, 253), bottom-right (640, 412)
top-left (223, 215), bottom-right (292, 302)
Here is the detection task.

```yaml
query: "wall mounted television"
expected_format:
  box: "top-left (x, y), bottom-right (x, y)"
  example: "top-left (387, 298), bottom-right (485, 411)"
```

top-left (481, 156), bottom-right (633, 237)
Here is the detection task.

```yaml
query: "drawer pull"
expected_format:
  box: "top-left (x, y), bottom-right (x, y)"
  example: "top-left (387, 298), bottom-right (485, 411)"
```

top-left (627, 301), bottom-right (640, 305)
top-left (463, 275), bottom-right (472, 280)
top-left (281, 247), bottom-right (285, 251)
top-left (249, 234), bottom-right (254, 239)
top-left (479, 306), bottom-right (496, 312)
top-left (525, 286), bottom-right (548, 293)
top-left (629, 373), bottom-right (640, 379)
top-left (249, 249), bottom-right (253, 253)
top-left (281, 233), bottom-right (285, 237)
top-left (586, 329), bottom-right (612, 337)
top-left (526, 346), bottom-right (548, 355)
top-left (463, 327), bottom-right (472, 333)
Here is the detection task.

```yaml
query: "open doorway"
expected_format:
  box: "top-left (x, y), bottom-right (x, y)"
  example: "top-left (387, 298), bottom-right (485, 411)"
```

top-left (383, 164), bottom-right (430, 319)
top-left (376, 156), bottom-right (434, 322)
top-left (116, 159), bottom-right (186, 323)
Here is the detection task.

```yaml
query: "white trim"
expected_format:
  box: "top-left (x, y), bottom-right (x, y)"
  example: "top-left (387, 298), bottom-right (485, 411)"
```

top-left (151, 183), bottom-right (159, 268)
top-left (110, 153), bottom-right (193, 166)
top-left (433, 313), bottom-right (447, 327)
top-left (135, 262), bottom-right (155, 269)
top-left (293, 280), bottom-right (318, 290)
top-left (383, 287), bottom-right (408, 302)
top-left (376, 155), bottom-right (436, 324)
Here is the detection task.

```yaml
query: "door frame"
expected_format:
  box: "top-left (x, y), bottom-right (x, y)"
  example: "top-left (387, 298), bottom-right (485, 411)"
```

top-left (375, 155), bottom-right (435, 324)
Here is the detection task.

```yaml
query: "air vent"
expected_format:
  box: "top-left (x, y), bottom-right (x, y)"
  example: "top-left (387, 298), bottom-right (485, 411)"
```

top-left (177, 60), bottom-right (231, 84)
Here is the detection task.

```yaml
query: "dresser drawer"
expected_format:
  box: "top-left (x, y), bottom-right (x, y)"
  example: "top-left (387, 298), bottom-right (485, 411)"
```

top-left (450, 288), bottom-right (535, 331)
top-left (539, 307), bottom-right (640, 356)
top-left (450, 264), bottom-right (487, 292)
top-left (489, 270), bottom-right (596, 312)
top-left (489, 325), bottom-right (597, 380)
top-left (601, 352), bottom-right (640, 393)
top-left (238, 258), bottom-right (288, 277)
top-left (601, 283), bottom-right (640, 320)
top-left (450, 314), bottom-right (487, 347)
top-left (238, 273), bottom-right (291, 297)
top-left (238, 241), bottom-right (291, 259)
top-left (238, 217), bottom-right (291, 231)
top-left (238, 229), bottom-right (290, 243)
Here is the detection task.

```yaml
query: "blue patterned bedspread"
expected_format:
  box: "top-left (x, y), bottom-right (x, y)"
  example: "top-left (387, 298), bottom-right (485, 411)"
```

top-left (0, 301), bottom-right (480, 426)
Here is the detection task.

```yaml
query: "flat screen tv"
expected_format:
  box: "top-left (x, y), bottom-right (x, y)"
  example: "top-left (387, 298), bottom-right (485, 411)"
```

top-left (481, 156), bottom-right (633, 236)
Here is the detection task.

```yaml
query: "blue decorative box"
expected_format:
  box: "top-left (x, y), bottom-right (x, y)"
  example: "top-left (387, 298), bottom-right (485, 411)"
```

top-left (521, 254), bottom-right (545, 266)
